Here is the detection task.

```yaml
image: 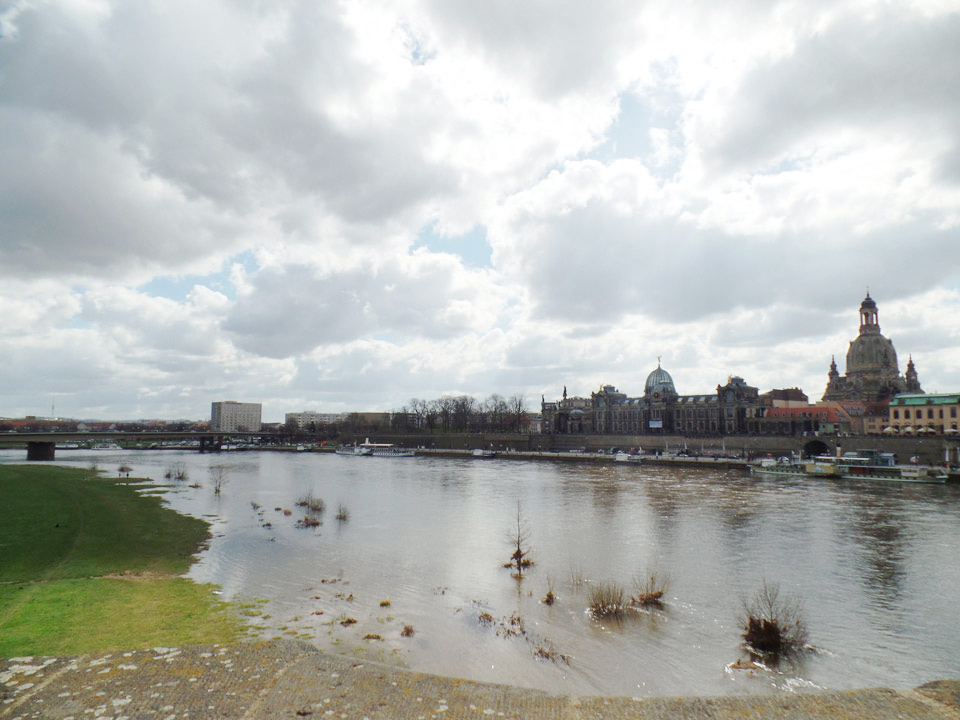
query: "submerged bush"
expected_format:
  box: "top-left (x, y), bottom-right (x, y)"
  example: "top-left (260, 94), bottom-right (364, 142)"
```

top-left (740, 581), bottom-right (808, 655)
top-left (631, 570), bottom-right (669, 608)
top-left (588, 582), bottom-right (626, 618)
top-left (295, 492), bottom-right (325, 513)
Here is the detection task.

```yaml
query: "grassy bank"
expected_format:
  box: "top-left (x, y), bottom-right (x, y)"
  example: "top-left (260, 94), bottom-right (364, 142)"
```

top-left (0, 464), bottom-right (243, 656)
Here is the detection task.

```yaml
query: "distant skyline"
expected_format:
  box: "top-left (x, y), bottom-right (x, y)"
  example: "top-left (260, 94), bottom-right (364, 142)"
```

top-left (2, 1), bottom-right (959, 422)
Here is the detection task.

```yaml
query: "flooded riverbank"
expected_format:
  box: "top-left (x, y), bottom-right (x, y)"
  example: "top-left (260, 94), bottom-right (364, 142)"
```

top-left (4, 448), bottom-right (958, 698)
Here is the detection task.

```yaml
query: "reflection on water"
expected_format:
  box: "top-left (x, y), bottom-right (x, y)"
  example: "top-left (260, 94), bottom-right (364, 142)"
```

top-left (5, 449), bottom-right (960, 698)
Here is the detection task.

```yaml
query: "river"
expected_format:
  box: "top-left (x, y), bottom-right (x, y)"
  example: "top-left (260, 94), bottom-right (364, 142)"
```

top-left (4, 448), bottom-right (959, 697)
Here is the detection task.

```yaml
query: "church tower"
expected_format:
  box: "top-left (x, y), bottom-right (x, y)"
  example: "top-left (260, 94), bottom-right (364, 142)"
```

top-left (822, 293), bottom-right (922, 402)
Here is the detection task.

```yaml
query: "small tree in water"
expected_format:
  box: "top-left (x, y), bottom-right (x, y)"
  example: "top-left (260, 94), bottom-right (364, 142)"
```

top-left (210, 465), bottom-right (229, 496)
top-left (740, 580), bottom-right (808, 655)
top-left (504, 500), bottom-right (533, 575)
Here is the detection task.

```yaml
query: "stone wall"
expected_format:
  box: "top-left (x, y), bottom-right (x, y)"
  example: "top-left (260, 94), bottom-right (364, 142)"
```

top-left (343, 431), bottom-right (960, 466)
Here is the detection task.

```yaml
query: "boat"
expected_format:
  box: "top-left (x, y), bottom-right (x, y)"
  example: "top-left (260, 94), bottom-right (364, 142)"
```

top-left (472, 449), bottom-right (497, 458)
top-left (757, 450), bottom-right (947, 483)
top-left (336, 445), bottom-right (373, 456)
top-left (749, 456), bottom-right (807, 476)
top-left (614, 451), bottom-right (642, 463)
top-left (337, 439), bottom-right (414, 457)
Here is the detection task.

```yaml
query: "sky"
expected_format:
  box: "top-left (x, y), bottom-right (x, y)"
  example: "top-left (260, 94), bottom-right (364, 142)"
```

top-left (2, 0), bottom-right (960, 422)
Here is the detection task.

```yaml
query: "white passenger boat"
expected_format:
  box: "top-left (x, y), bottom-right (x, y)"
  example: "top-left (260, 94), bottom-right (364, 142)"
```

top-left (749, 456), bottom-right (806, 476)
top-left (337, 439), bottom-right (414, 457)
top-left (755, 451), bottom-right (947, 483)
top-left (614, 451), bottom-right (642, 463)
top-left (472, 448), bottom-right (497, 458)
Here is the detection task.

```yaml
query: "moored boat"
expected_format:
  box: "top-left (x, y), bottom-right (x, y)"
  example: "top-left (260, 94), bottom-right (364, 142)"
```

top-left (749, 456), bottom-right (806, 476)
top-left (811, 450), bottom-right (946, 483)
top-left (337, 439), bottom-right (414, 457)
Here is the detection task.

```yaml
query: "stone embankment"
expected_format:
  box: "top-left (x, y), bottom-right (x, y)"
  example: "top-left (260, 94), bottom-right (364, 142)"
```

top-left (3, 640), bottom-right (958, 719)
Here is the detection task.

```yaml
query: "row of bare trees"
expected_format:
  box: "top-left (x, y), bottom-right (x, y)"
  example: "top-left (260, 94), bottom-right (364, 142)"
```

top-left (393, 393), bottom-right (528, 433)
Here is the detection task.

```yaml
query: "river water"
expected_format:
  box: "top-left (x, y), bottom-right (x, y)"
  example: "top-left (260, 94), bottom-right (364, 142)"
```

top-left (5, 448), bottom-right (959, 697)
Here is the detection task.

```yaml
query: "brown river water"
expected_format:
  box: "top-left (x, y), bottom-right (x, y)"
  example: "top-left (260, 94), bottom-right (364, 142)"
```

top-left (6, 448), bottom-right (960, 697)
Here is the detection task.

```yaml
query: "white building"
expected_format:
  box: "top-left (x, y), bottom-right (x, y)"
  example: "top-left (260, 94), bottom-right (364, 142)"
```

top-left (284, 410), bottom-right (343, 429)
top-left (211, 401), bottom-right (262, 432)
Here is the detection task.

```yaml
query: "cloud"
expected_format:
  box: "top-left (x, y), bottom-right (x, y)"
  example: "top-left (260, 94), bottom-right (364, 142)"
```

top-left (4, 0), bottom-right (960, 419)
top-left (685, 10), bottom-right (960, 178)
top-left (223, 254), bottom-right (503, 357)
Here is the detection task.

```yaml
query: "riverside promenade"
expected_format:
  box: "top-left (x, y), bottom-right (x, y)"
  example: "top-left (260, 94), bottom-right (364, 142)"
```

top-left (2, 640), bottom-right (958, 719)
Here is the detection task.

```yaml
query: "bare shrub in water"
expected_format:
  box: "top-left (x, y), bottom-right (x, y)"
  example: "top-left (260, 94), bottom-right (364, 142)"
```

top-left (210, 465), bottom-right (228, 495)
top-left (295, 492), bottom-right (325, 513)
top-left (631, 569), bottom-right (669, 608)
top-left (588, 582), bottom-right (626, 618)
top-left (335, 503), bottom-right (350, 521)
top-left (739, 580), bottom-right (808, 655)
top-left (542, 577), bottom-right (557, 606)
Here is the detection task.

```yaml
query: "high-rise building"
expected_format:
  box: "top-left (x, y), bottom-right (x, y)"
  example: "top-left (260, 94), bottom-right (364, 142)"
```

top-left (211, 401), bottom-right (262, 432)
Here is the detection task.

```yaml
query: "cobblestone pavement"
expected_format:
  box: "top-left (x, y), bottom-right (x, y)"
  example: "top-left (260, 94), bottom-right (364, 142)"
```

top-left (2, 640), bottom-right (958, 719)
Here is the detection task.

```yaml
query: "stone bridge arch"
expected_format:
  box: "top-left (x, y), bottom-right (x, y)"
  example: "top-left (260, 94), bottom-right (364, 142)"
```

top-left (802, 439), bottom-right (830, 458)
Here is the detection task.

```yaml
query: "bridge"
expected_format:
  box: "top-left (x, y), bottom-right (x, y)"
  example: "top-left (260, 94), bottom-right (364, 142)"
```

top-left (0, 431), bottom-right (262, 461)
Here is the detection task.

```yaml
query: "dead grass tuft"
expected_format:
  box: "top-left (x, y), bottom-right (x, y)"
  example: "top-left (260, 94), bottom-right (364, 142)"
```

top-left (295, 492), bottom-right (325, 513)
top-left (588, 582), bottom-right (626, 618)
top-left (631, 569), bottom-right (669, 608)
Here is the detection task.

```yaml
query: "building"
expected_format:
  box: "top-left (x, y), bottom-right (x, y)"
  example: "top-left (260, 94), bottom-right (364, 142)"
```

top-left (760, 405), bottom-right (852, 436)
top-left (211, 401), bottom-right (262, 432)
top-left (887, 394), bottom-right (960, 435)
top-left (284, 410), bottom-right (342, 429)
top-left (541, 363), bottom-right (762, 436)
top-left (762, 388), bottom-right (809, 408)
top-left (822, 293), bottom-right (922, 403)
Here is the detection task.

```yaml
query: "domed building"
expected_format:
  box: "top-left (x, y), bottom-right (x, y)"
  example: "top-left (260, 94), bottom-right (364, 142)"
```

top-left (822, 293), bottom-right (922, 402)
top-left (541, 360), bottom-right (761, 436)
top-left (644, 362), bottom-right (677, 399)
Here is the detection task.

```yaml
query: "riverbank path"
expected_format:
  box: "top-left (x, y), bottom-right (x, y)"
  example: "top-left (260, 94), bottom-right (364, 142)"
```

top-left (3, 639), bottom-right (958, 719)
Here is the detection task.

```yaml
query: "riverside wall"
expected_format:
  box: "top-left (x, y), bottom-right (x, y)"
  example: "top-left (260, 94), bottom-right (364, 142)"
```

top-left (342, 431), bottom-right (960, 467)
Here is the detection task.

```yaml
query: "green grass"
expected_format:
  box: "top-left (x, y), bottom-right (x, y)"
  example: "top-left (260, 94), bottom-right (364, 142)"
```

top-left (0, 465), bottom-right (208, 582)
top-left (0, 578), bottom-right (242, 656)
top-left (0, 464), bottom-right (244, 656)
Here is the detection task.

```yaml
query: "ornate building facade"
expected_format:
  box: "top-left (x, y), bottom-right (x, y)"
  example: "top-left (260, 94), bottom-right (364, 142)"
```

top-left (822, 293), bottom-right (922, 403)
top-left (541, 363), bottom-right (763, 436)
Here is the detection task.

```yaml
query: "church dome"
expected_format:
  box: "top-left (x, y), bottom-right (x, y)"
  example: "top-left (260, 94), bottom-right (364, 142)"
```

top-left (645, 364), bottom-right (676, 396)
top-left (847, 333), bottom-right (898, 374)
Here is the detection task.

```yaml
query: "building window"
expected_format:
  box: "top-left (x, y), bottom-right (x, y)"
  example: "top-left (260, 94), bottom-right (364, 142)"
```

top-left (952, 407), bottom-right (958, 418)
top-left (928, 409), bottom-right (935, 419)
top-left (893, 410), bottom-right (899, 419)
top-left (905, 410), bottom-right (911, 419)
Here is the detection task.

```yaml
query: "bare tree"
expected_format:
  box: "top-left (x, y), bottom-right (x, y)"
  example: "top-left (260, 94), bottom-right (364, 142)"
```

top-left (452, 394), bottom-right (476, 432)
top-left (433, 396), bottom-right (455, 431)
top-left (210, 464), bottom-right (229, 496)
top-left (409, 398), bottom-right (429, 431)
top-left (508, 394), bottom-right (527, 432)
top-left (482, 394), bottom-right (509, 432)
top-left (505, 500), bottom-right (533, 575)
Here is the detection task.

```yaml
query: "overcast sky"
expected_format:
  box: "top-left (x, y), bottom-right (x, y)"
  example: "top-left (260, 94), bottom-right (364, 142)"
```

top-left (2, 0), bottom-right (959, 422)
